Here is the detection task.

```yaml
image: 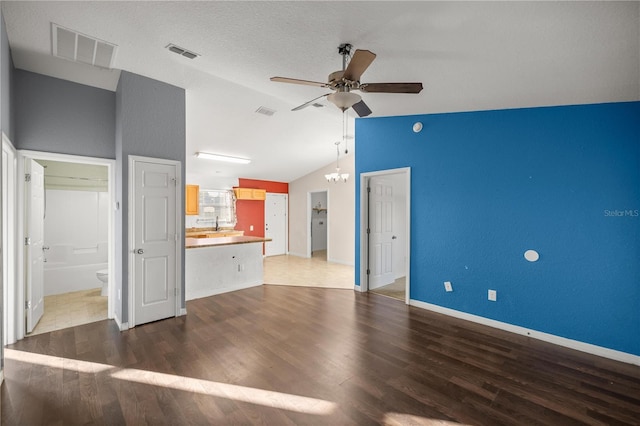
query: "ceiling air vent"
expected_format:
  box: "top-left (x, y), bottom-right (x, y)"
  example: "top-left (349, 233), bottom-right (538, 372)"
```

top-left (52, 23), bottom-right (117, 69)
top-left (255, 106), bottom-right (276, 117)
top-left (166, 43), bottom-right (200, 59)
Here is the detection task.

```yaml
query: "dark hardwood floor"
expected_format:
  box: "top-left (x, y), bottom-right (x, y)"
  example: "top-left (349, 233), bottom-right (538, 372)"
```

top-left (2, 285), bottom-right (640, 425)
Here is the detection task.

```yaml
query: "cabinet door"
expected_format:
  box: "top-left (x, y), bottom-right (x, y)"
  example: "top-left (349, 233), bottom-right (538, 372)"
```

top-left (252, 189), bottom-right (266, 200)
top-left (185, 185), bottom-right (199, 215)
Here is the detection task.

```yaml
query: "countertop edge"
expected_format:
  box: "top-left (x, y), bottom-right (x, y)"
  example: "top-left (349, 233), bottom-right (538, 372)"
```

top-left (186, 236), bottom-right (272, 249)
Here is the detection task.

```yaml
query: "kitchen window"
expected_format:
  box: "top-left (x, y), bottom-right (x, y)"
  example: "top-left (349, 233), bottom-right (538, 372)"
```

top-left (197, 189), bottom-right (237, 228)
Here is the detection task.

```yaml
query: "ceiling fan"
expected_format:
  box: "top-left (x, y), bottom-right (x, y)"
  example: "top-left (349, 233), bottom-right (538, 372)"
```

top-left (271, 43), bottom-right (423, 117)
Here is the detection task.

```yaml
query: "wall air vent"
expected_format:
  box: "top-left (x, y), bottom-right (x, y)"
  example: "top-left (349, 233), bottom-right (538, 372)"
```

top-left (166, 43), bottom-right (200, 60)
top-left (52, 23), bottom-right (117, 69)
top-left (255, 106), bottom-right (276, 116)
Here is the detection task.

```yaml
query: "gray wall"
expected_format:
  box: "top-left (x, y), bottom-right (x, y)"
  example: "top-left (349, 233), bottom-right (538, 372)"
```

top-left (14, 70), bottom-right (115, 157)
top-left (1, 12), bottom-right (14, 141)
top-left (115, 71), bottom-right (186, 324)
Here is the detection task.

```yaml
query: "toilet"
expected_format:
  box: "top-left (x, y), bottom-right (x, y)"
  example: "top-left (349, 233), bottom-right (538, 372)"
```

top-left (96, 269), bottom-right (108, 296)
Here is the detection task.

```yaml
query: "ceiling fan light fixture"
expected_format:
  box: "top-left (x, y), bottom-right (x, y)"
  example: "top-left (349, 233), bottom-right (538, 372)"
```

top-left (196, 152), bottom-right (251, 164)
top-left (327, 92), bottom-right (361, 110)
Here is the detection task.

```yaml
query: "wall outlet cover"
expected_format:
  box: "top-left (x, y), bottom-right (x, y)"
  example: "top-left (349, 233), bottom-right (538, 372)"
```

top-left (488, 289), bottom-right (497, 301)
top-left (444, 281), bottom-right (453, 292)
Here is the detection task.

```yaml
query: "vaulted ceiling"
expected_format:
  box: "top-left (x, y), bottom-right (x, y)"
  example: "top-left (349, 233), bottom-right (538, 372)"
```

top-left (3, 1), bottom-right (639, 182)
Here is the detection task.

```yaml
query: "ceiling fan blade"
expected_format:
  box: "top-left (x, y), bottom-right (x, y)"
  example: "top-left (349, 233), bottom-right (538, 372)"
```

top-left (291, 93), bottom-right (331, 111)
top-left (343, 50), bottom-right (376, 82)
top-left (351, 99), bottom-right (372, 117)
top-left (359, 82), bottom-right (423, 94)
top-left (270, 76), bottom-right (329, 88)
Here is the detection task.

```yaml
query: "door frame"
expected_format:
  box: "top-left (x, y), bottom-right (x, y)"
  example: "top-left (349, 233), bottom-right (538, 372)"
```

top-left (2, 134), bottom-right (17, 345)
top-left (127, 155), bottom-right (182, 328)
top-left (306, 189), bottom-right (329, 259)
top-left (15, 150), bottom-right (116, 340)
top-left (359, 167), bottom-right (411, 304)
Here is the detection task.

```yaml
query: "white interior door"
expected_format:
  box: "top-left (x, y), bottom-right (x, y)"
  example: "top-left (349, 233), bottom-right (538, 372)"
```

top-left (130, 158), bottom-right (178, 326)
top-left (25, 158), bottom-right (45, 333)
top-left (265, 193), bottom-right (287, 257)
top-left (368, 177), bottom-right (394, 289)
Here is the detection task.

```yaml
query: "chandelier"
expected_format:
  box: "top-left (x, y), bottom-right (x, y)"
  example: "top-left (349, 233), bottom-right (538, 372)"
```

top-left (325, 110), bottom-right (350, 183)
top-left (325, 141), bottom-right (349, 183)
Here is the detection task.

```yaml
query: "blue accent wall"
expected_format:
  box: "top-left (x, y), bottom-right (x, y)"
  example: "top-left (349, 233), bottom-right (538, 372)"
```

top-left (355, 102), bottom-right (640, 356)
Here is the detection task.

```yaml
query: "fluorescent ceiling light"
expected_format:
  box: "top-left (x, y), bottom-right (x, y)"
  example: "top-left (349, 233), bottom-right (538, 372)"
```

top-left (196, 152), bottom-right (251, 164)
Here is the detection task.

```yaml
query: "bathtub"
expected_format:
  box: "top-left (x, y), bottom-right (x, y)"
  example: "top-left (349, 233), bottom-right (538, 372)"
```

top-left (43, 243), bottom-right (108, 296)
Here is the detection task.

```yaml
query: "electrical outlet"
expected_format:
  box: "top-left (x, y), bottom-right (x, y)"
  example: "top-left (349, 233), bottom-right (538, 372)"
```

top-left (250, 225), bottom-right (254, 231)
top-left (444, 281), bottom-right (453, 292)
top-left (488, 289), bottom-right (497, 301)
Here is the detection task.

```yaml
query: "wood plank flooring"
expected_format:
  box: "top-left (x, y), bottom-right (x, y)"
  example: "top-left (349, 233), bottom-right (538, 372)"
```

top-left (3, 285), bottom-right (640, 425)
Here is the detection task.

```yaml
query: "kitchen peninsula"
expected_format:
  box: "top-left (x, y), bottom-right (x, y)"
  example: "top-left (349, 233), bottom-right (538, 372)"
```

top-left (185, 235), bottom-right (271, 300)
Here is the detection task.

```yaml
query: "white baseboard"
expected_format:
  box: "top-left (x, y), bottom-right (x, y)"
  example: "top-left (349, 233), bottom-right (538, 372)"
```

top-left (410, 299), bottom-right (640, 366)
top-left (327, 257), bottom-right (355, 266)
top-left (179, 308), bottom-right (187, 316)
top-left (0, 369), bottom-right (4, 385)
top-left (287, 251), bottom-right (308, 258)
top-left (114, 316), bottom-right (129, 331)
top-left (186, 280), bottom-right (262, 301)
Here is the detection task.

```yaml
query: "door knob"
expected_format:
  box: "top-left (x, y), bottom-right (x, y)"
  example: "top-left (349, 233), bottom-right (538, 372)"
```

top-left (136, 249), bottom-right (144, 254)
top-left (392, 235), bottom-right (397, 239)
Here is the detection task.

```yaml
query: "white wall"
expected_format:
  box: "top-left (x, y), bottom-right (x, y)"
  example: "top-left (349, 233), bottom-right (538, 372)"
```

top-left (289, 153), bottom-right (354, 265)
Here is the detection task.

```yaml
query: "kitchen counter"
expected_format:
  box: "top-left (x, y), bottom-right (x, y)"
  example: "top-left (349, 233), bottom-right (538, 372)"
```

top-left (186, 235), bottom-right (271, 249)
top-left (185, 236), bottom-right (271, 301)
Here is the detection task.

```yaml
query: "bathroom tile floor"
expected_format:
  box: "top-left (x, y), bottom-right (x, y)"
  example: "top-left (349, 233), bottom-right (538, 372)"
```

top-left (29, 288), bottom-right (108, 336)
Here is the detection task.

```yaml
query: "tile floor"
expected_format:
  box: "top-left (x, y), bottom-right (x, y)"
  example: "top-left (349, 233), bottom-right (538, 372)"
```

top-left (29, 288), bottom-right (108, 336)
top-left (370, 276), bottom-right (406, 301)
top-left (263, 250), bottom-right (354, 289)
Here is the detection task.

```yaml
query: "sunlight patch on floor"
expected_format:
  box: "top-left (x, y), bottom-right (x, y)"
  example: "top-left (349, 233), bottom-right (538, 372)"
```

top-left (5, 348), bottom-right (337, 416)
top-left (384, 412), bottom-right (472, 425)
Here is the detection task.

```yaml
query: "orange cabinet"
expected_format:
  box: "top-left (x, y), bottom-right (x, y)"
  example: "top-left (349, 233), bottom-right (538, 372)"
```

top-left (234, 188), bottom-right (266, 201)
top-left (185, 185), bottom-right (199, 215)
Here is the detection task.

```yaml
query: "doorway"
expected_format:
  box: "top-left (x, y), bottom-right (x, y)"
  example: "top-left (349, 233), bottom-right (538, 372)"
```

top-left (13, 151), bottom-right (115, 341)
top-left (359, 168), bottom-right (411, 303)
top-left (310, 191), bottom-right (328, 260)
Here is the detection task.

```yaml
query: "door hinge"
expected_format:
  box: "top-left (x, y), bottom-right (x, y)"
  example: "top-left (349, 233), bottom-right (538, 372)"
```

top-left (367, 186), bottom-right (371, 193)
top-left (366, 228), bottom-right (370, 235)
top-left (25, 173), bottom-right (31, 183)
top-left (366, 269), bottom-right (370, 275)
top-left (25, 300), bottom-right (31, 310)
top-left (25, 237), bottom-right (31, 246)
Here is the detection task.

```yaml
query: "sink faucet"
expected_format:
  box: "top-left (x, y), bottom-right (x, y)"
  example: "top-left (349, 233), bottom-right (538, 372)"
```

top-left (215, 216), bottom-right (219, 231)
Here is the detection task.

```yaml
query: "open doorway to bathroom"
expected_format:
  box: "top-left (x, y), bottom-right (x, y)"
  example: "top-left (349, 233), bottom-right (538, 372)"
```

top-left (11, 151), bottom-right (115, 340)
top-left (28, 159), bottom-right (110, 335)
top-left (310, 191), bottom-right (328, 261)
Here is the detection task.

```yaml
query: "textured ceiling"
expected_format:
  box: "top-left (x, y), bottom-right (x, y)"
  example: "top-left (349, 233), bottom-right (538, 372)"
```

top-left (3, 1), bottom-right (639, 182)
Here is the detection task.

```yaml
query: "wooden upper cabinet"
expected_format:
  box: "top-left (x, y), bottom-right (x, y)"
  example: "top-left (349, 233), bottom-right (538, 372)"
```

top-left (234, 188), bottom-right (266, 201)
top-left (185, 184), bottom-right (199, 215)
